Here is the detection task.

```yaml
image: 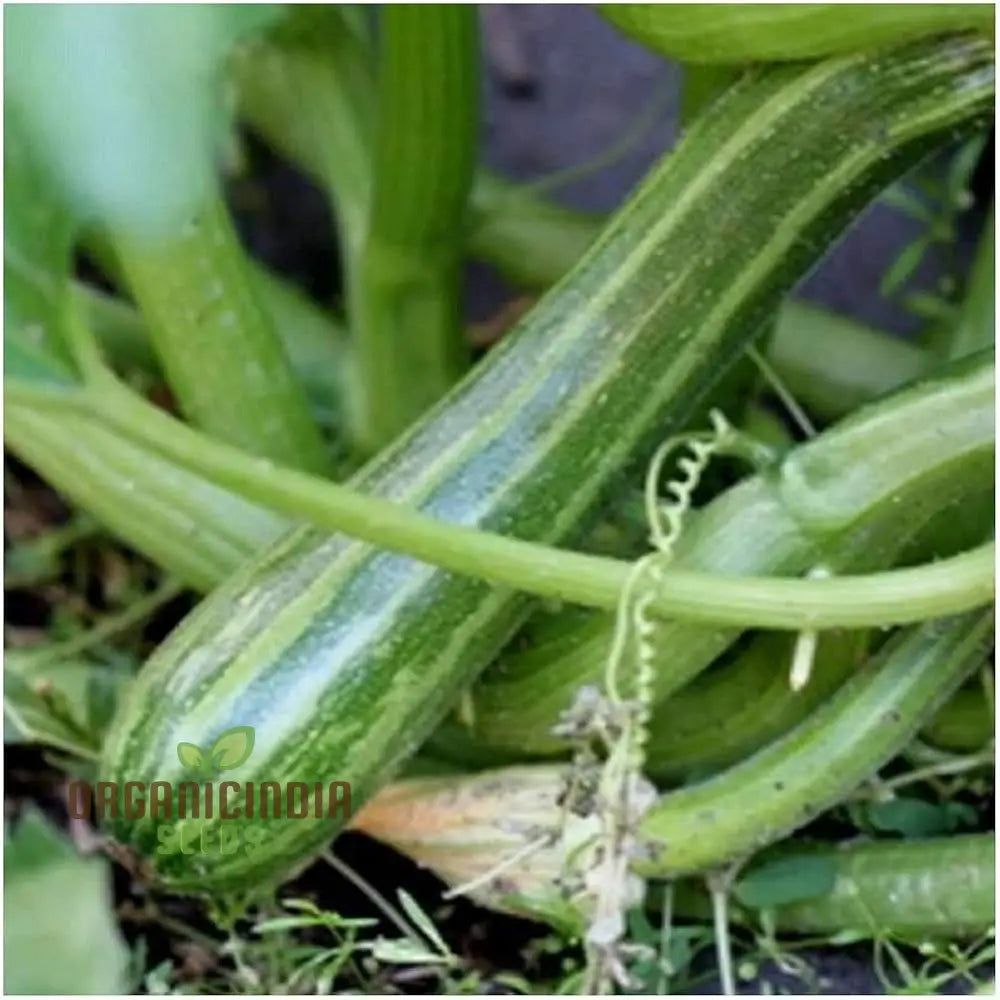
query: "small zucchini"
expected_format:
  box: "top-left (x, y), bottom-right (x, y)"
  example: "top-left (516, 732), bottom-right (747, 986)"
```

top-left (636, 610), bottom-right (993, 876)
top-left (99, 39), bottom-right (993, 894)
top-left (671, 833), bottom-right (995, 940)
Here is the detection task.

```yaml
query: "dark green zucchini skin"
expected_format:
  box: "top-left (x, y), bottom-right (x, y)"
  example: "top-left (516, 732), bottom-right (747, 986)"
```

top-left (99, 39), bottom-right (993, 893)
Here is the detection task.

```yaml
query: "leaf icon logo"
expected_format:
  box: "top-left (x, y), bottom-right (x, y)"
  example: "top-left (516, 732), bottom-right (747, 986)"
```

top-left (209, 725), bottom-right (255, 771)
top-left (176, 726), bottom-right (254, 777)
top-left (176, 742), bottom-right (207, 774)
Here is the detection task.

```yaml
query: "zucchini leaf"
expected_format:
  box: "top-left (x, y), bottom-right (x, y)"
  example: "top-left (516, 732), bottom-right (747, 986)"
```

top-left (4, 809), bottom-right (129, 994)
top-left (5, 4), bottom-right (281, 238)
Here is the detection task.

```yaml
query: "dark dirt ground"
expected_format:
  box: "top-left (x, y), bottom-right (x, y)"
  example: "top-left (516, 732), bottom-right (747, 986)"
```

top-left (5, 5), bottom-right (994, 996)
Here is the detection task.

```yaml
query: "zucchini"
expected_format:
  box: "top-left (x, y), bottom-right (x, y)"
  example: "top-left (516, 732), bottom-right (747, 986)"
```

top-left (99, 39), bottom-right (994, 893)
top-left (670, 834), bottom-right (996, 940)
top-left (353, 617), bottom-right (992, 925)
top-left (636, 610), bottom-right (994, 876)
top-left (449, 351), bottom-right (995, 757)
top-left (642, 628), bottom-right (866, 784)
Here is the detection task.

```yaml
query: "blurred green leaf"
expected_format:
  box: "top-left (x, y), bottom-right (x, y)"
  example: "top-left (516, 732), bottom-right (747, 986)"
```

top-left (864, 796), bottom-right (969, 836)
top-left (397, 889), bottom-right (451, 957)
top-left (4, 809), bottom-right (128, 994)
top-left (370, 937), bottom-right (451, 966)
top-left (946, 133), bottom-right (989, 209)
top-left (880, 239), bottom-right (929, 298)
top-left (3, 651), bottom-right (130, 757)
top-left (733, 853), bottom-right (837, 909)
top-left (3, 515), bottom-right (98, 587)
top-left (880, 185), bottom-right (935, 224)
top-left (5, 4), bottom-right (281, 239)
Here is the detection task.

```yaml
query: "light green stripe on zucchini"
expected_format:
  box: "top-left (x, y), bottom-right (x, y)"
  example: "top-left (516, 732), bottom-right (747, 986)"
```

top-left (98, 38), bottom-right (993, 893)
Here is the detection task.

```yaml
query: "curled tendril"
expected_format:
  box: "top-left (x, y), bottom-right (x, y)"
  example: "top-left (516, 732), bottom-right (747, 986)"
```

top-left (553, 410), bottom-right (740, 991)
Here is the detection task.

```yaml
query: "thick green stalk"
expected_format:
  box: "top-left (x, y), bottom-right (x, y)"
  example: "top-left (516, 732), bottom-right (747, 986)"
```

top-left (112, 196), bottom-right (329, 473)
top-left (231, 7), bottom-right (374, 269)
top-left (351, 5), bottom-right (480, 450)
top-left (4, 396), bottom-right (285, 593)
top-left (75, 266), bottom-right (349, 423)
top-left (232, 10), bottom-right (602, 299)
top-left (636, 610), bottom-right (994, 876)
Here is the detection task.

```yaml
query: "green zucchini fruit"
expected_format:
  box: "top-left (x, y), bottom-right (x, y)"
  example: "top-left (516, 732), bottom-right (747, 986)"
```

top-left (921, 682), bottom-right (994, 752)
top-left (99, 39), bottom-right (994, 894)
top-left (636, 610), bottom-right (994, 876)
top-left (448, 350), bottom-right (995, 758)
top-left (602, 4), bottom-right (993, 64)
top-left (643, 628), bottom-right (866, 784)
top-left (670, 833), bottom-right (996, 940)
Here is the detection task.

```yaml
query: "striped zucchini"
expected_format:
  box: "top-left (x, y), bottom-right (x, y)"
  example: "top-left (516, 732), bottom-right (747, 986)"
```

top-left (353, 617), bottom-right (992, 926)
top-left (446, 350), bottom-right (995, 758)
top-left (643, 628), bottom-right (866, 784)
top-left (636, 611), bottom-right (994, 876)
top-left (671, 833), bottom-right (995, 940)
top-left (99, 39), bottom-right (993, 893)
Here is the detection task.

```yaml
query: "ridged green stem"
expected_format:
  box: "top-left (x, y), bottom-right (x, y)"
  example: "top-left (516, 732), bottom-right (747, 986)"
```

top-left (4, 395), bottom-right (285, 593)
top-left (74, 266), bottom-right (349, 424)
top-left (112, 196), bottom-right (329, 473)
top-left (350, 5), bottom-right (480, 450)
top-left (231, 8), bottom-right (374, 273)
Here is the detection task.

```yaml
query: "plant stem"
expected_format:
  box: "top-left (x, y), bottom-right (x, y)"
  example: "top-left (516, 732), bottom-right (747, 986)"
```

top-left (320, 849), bottom-right (423, 947)
top-left (4, 394), bottom-right (287, 592)
top-left (948, 200), bottom-right (995, 361)
top-left (19, 577), bottom-right (184, 668)
top-left (232, 6), bottom-right (374, 275)
top-left (708, 876), bottom-right (736, 996)
top-left (14, 377), bottom-right (993, 631)
top-left (112, 196), bottom-right (330, 473)
top-left (351, 5), bottom-right (480, 450)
